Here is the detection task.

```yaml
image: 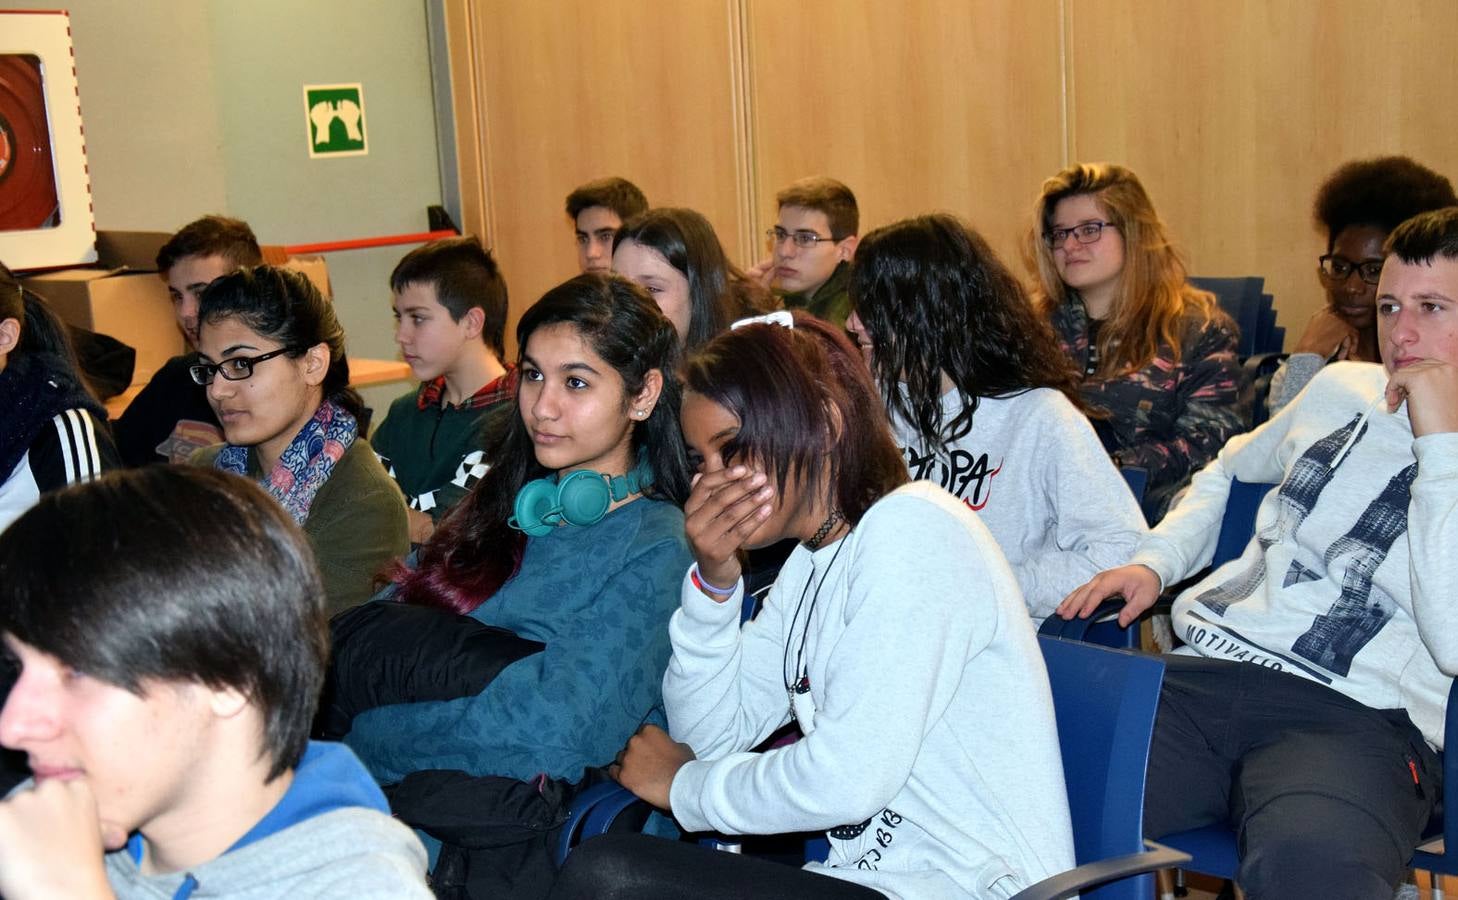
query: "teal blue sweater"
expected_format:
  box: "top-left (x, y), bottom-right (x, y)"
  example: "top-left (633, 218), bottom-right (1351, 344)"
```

top-left (345, 496), bottom-right (691, 783)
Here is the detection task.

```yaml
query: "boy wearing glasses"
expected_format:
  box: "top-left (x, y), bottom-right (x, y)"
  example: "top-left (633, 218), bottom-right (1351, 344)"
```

top-left (750, 177), bottom-right (859, 328)
top-left (113, 216), bottom-right (263, 466)
top-left (0, 466), bottom-right (430, 899)
top-left (565, 177), bottom-right (648, 275)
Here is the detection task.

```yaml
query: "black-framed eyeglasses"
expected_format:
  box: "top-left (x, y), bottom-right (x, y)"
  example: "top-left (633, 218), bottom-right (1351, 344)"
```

top-left (1318, 254), bottom-right (1384, 286)
top-left (1044, 220), bottom-right (1115, 249)
top-left (767, 226), bottom-right (841, 249)
top-left (189, 346), bottom-right (299, 385)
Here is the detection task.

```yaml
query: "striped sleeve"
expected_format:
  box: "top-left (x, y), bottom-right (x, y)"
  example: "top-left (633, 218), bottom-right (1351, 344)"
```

top-left (28, 408), bottom-right (121, 492)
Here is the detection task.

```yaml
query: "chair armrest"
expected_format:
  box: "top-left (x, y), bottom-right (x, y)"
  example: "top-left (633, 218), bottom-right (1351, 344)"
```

top-left (1441, 679), bottom-right (1458, 851)
top-left (555, 782), bottom-right (640, 865)
top-left (1037, 598), bottom-right (1127, 641)
top-left (1008, 842), bottom-right (1191, 900)
top-left (582, 787), bottom-right (650, 837)
top-left (1241, 351), bottom-right (1287, 379)
top-left (1040, 597), bottom-right (1161, 651)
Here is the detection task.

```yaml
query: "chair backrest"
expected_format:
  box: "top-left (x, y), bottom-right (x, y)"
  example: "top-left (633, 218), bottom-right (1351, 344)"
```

top-left (1212, 479), bottom-right (1277, 569)
top-left (1190, 275), bottom-right (1264, 357)
top-left (1038, 635), bottom-right (1166, 900)
top-left (1119, 465), bottom-right (1148, 505)
top-left (1255, 294), bottom-right (1282, 355)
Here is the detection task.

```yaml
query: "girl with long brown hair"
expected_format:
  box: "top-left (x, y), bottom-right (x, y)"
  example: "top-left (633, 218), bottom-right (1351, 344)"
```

top-left (1027, 163), bottom-right (1243, 521)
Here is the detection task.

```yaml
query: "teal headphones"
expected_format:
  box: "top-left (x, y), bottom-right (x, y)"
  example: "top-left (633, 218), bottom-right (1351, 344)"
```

top-left (508, 457), bottom-right (654, 537)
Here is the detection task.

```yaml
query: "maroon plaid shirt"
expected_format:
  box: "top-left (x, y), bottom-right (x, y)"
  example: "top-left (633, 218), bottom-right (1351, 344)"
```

top-left (416, 366), bottom-right (517, 411)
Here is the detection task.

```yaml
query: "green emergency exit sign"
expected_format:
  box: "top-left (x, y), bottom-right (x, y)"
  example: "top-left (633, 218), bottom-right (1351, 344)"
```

top-left (304, 84), bottom-right (367, 158)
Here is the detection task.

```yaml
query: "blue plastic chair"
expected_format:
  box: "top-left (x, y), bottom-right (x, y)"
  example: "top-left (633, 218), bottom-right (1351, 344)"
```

top-left (1119, 465), bottom-right (1148, 506)
top-left (1190, 276), bottom-right (1287, 427)
top-left (1190, 276), bottom-right (1266, 357)
top-left (1007, 637), bottom-right (1188, 900)
top-left (1212, 478), bottom-right (1275, 567)
top-left (557, 637), bottom-right (1189, 900)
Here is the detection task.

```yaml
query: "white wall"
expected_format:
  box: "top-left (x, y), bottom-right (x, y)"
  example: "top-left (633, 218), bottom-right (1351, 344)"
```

top-left (2, 0), bottom-right (443, 414)
top-left (1, 1), bottom-right (231, 228)
top-left (207, 0), bottom-right (442, 373)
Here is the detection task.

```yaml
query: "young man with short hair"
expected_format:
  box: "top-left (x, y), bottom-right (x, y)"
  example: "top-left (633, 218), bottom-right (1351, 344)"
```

top-left (564, 177), bottom-right (648, 274)
top-left (372, 236), bottom-right (513, 543)
top-left (113, 215), bottom-right (264, 466)
top-left (0, 466), bottom-right (430, 898)
top-left (1060, 206), bottom-right (1458, 898)
top-left (754, 176), bottom-right (859, 327)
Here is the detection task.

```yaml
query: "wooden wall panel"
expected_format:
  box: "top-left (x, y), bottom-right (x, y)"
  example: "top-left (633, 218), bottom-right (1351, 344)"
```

top-left (1069, 0), bottom-right (1458, 342)
top-left (466, 0), bottom-right (746, 351)
top-left (743, 0), bottom-right (1065, 270)
top-left (452, 1), bottom-right (1458, 350)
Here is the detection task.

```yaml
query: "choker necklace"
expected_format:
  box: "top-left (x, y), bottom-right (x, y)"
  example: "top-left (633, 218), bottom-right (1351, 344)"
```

top-left (805, 510), bottom-right (843, 550)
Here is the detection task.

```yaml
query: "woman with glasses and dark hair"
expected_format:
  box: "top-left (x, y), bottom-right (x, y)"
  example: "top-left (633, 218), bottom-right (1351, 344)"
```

top-left (190, 265), bottom-right (409, 614)
top-left (552, 311), bottom-right (1073, 900)
top-left (1267, 156), bottom-right (1456, 415)
top-left (1027, 162), bottom-right (1243, 522)
top-left (0, 261), bottom-right (120, 533)
top-left (611, 207), bottom-right (773, 350)
top-left (846, 214), bottom-right (1145, 619)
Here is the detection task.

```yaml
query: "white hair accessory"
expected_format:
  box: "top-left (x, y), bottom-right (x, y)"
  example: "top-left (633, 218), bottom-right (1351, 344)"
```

top-left (730, 310), bottom-right (794, 330)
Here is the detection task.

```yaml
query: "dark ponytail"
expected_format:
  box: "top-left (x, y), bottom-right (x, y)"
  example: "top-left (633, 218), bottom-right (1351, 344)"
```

top-left (1, 261), bottom-right (96, 401)
top-left (197, 265), bottom-right (364, 421)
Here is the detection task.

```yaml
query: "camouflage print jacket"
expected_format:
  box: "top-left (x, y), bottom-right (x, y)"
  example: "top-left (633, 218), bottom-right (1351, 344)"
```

top-left (1051, 296), bottom-right (1244, 522)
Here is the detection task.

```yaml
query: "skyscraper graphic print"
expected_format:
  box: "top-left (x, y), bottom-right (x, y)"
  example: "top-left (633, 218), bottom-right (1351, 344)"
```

top-left (1192, 411), bottom-right (1414, 677)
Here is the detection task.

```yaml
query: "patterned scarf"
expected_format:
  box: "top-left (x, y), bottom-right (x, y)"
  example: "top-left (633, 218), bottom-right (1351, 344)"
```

top-left (214, 399), bottom-right (357, 525)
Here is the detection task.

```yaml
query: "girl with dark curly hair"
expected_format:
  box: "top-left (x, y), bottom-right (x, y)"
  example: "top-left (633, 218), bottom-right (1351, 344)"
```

top-left (846, 213), bottom-right (1145, 617)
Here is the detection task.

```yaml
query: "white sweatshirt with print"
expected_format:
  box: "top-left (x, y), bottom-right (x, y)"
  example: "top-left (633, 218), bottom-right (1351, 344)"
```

top-left (1131, 362), bottom-right (1458, 749)
top-left (666, 482), bottom-right (1075, 900)
top-left (888, 387), bottom-right (1147, 619)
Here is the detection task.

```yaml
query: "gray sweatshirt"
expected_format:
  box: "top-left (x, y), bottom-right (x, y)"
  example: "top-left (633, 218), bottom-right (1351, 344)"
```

top-left (888, 387), bottom-right (1147, 618)
top-left (666, 482), bottom-right (1075, 899)
top-left (100, 742), bottom-right (430, 899)
top-left (1132, 362), bottom-right (1458, 749)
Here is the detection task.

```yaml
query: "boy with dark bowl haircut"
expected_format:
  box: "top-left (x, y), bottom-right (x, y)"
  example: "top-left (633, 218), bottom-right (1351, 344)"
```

top-left (0, 466), bottom-right (429, 899)
top-left (565, 176), bottom-right (648, 274)
top-left (373, 237), bottom-right (514, 544)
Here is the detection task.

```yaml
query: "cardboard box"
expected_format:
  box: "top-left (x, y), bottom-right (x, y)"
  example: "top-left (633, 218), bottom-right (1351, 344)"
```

top-left (23, 267), bottom-right (183, 386)
top-left (23, 230), bottom-right (181, 385)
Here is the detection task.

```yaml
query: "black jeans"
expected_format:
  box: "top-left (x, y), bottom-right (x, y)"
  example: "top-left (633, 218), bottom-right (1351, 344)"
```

top-left (548, 834), bottom-right (887, 900)
top-left (1144, 655), bottom-right (1441, 899)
